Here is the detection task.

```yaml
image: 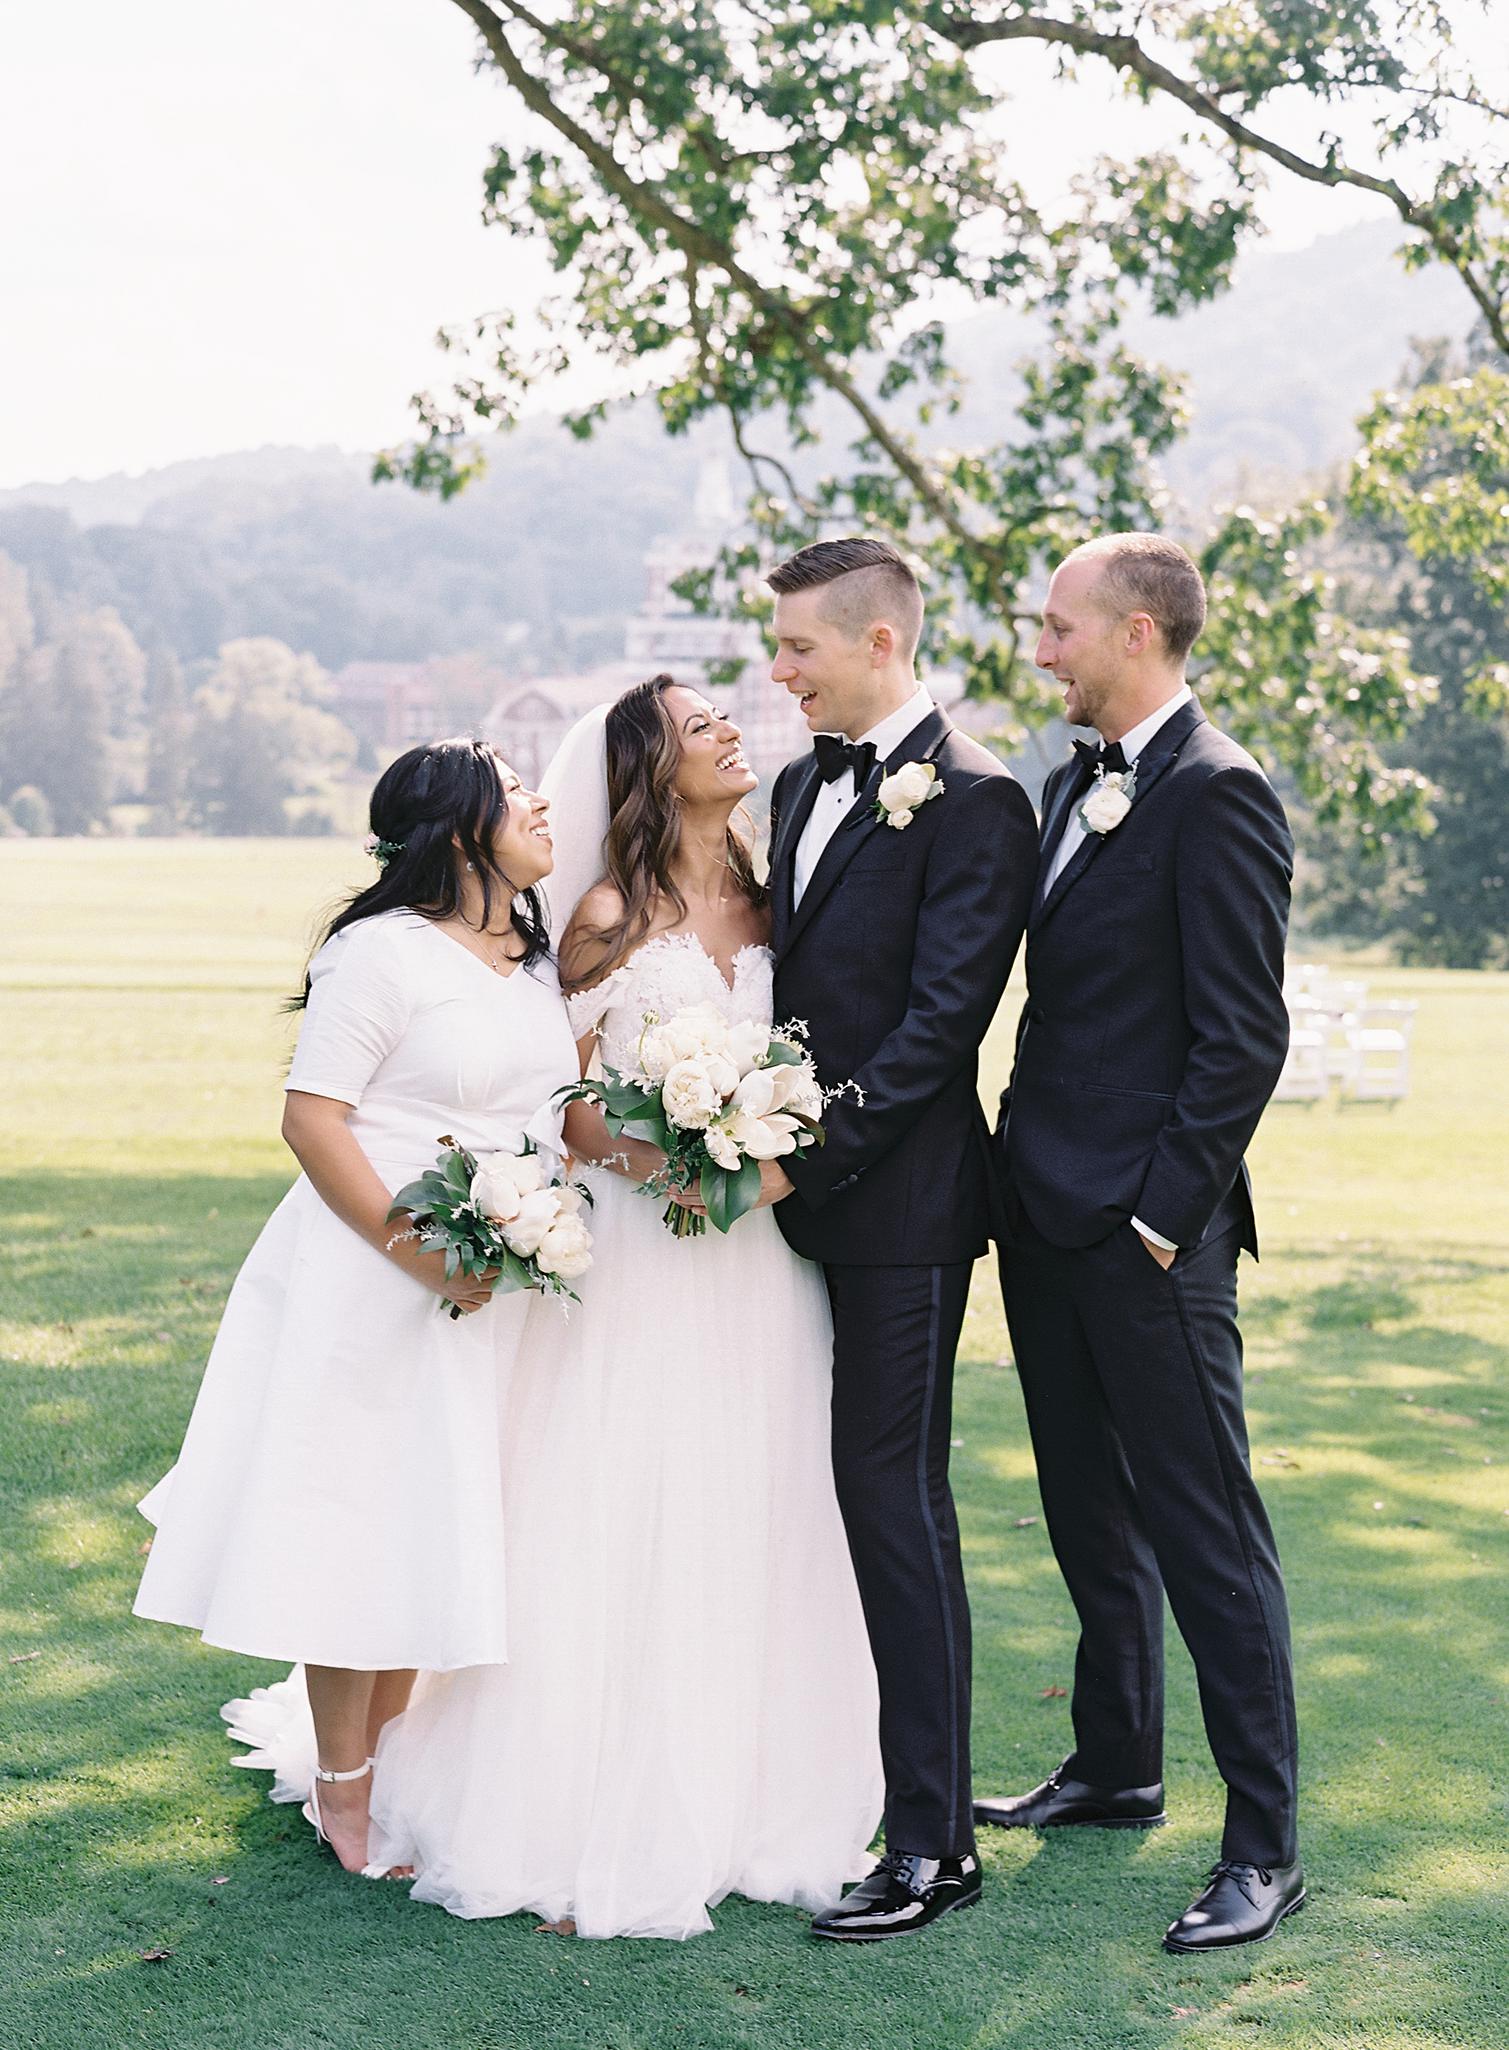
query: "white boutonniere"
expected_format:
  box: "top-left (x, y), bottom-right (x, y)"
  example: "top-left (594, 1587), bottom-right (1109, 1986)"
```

top-left (874, 759), bottom-right (944, 830)
top-left (1078, 765), bottom-right (1137, 836)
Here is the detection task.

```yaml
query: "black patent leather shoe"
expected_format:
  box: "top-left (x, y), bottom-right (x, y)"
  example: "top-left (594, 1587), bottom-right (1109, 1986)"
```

top-left (974, 1762), bottom-right (1166, 1831)
top-left (809, 1849), bottom-right (982, 1943)
top-left (1163, 1859), bottom-right (1306, 1952)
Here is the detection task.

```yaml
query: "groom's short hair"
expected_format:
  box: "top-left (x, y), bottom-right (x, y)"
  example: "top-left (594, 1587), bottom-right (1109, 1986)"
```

top-left (766, 537), bottom-right (924, 661)
top-left (1069, 533), bottom-right (1207, 663)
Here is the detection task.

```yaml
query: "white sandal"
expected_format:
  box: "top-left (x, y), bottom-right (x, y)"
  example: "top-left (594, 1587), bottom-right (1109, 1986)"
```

top-left (302, 1758), bottom-right (372, 1856)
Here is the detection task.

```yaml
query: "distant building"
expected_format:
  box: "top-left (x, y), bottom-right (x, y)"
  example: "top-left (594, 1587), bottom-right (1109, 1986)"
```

top-left (328, 661), bottom-right (440, 752)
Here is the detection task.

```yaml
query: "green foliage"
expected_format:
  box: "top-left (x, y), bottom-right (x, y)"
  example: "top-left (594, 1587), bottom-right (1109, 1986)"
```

top-left (1350, 363), bottom-right (1509, 605)
top-left (373, 1), bottom-right (1509, 828)
top-left (187, 636), bottom-right (354, 836)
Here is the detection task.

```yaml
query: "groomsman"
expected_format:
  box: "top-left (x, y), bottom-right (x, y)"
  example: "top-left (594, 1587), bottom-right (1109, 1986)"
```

top-left (984, 534), bottom-right (1305, 1952)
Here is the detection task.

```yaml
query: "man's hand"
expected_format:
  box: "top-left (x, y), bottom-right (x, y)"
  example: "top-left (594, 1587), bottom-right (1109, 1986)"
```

top-left (756, 1162), bottom-right (795, 1209)
top-left (1137, 1231), bottom-right (1177, 1271)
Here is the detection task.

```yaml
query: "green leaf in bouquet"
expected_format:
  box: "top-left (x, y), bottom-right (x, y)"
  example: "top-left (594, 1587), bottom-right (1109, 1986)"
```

top-left (610, 1109), bottom-right (673, 1151)
top-left (491, 1246), bottom-right (537, 1295)
top-left (701, 1153), bottom-right (762, 1235)
top-left (443, 1244), bottom-right (460, 1278)
top-left (763, 1039), bottom-right (806, 1069)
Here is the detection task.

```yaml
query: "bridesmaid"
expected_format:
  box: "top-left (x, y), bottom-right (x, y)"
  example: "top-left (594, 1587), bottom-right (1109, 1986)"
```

top-left (134, 737), bottom-right (580, 1874)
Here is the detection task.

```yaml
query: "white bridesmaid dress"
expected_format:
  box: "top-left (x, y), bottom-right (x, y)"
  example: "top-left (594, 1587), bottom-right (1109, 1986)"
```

top-left (357, 933), bottom-right (885, 1936)
top-left (133, 908), bottom-right (580, 1673)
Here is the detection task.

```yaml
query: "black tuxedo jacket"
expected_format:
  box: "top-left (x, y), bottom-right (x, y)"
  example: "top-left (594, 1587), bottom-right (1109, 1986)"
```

top-left (998, 699), bottom-right (1293, 1256)
top-left (769, 706), bottom-right (1038, 1267)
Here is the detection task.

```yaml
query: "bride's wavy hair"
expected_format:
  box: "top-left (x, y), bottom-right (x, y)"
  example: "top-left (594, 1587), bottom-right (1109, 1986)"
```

top-left (291, 736), bottom-right (549, 1007)
top-left (561, 674), bottom-right (763, 994)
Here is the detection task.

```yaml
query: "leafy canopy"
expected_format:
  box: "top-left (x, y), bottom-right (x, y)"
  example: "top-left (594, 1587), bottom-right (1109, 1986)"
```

top-left (381, 1), bottom-right (1509, 829)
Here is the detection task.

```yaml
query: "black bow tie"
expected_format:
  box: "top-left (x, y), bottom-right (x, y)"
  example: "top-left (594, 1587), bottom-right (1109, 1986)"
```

top-left (1072, 737), bottom-right (1130, 776)
top-left (813, 735), bottom-right (878, 786)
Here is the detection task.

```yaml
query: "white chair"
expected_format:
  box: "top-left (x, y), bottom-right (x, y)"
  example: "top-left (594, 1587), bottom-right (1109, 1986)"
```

top-left (1313, 979), bottom-right (1370, 1083)
top-left (1273, 1006), bottom-right (1330, 1103)
top-left (1283, 962), bottom-right (1331, 1003)
top-left (1340, 1001), bottom-right (1417, 1104)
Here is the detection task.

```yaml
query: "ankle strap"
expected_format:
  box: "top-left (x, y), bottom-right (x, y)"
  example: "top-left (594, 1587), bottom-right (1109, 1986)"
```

top-left (312, 1759), bottom-right (372, 1784)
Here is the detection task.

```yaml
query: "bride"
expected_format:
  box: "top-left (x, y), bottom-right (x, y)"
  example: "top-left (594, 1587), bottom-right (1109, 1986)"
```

top-left (353, 674), bottom-right (884, 1936)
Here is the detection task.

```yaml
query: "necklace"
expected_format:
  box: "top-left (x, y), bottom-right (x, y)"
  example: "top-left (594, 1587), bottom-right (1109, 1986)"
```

top-left (443, 918), bottom-right (522, 975)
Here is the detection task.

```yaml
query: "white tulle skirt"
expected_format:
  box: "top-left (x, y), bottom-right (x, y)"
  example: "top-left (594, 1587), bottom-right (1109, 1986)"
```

top-left (226, 1167), bottom-right (883, 1938)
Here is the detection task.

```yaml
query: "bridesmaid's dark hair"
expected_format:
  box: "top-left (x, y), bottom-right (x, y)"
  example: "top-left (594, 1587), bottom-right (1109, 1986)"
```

top-left (291, 736), bottom-right (549, 1007)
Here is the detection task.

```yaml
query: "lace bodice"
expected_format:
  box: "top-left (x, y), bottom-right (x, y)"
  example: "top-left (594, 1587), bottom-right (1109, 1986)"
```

top-left (567, 932), bottom-right (773, 1076)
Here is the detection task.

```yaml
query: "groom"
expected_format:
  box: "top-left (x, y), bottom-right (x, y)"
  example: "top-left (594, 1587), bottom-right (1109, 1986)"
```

top-left (759, 537), bottom-right (1037, 1941)
top-left (983, 533), bottom-right (1304, 1952)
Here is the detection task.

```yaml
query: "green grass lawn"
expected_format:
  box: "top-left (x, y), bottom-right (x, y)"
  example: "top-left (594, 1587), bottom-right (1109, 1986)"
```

top-left (2, 838), bottom-right (1507, 2050)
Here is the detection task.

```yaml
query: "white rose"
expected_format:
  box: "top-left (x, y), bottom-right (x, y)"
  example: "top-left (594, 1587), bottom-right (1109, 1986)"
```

top-left (661, 1057), bottom-right (723, 1130)
top-left (500, 1186), bottom-right (563, 1258)
top-left (471, 1148), bottom-right (545, 1222)
top-left (533, 1213), bottom-right (593, 1280)
top-left (877, 761), bottom-right (937, 812)
top-left (1081, 783), bottom-right (1134, 834)
top-left (886, 807), bottom-right (915, 830)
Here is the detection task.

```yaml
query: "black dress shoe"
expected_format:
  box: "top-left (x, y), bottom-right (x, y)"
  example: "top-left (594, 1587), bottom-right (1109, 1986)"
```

top-left (974, 1762), bottom-right (1166, 1831)
top-left (1163, 1859), bottom-right (1306, 1952)
top-left (810, 1849), bottom-right (982, 1943)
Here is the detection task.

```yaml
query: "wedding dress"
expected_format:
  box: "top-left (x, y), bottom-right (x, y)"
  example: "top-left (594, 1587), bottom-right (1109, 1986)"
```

top-left (227, 930), bottom-right (883, 1934)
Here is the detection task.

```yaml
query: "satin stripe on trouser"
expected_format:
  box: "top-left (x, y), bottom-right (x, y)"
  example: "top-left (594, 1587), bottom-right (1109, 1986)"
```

top-left (824, 1260), bottom-right (976, 1859)
top-left (1002, 1215), bottom-right (1299, 1867)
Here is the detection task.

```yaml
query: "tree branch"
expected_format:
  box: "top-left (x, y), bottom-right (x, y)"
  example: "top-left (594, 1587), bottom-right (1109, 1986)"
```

top-left (931, 6), bottom-right (1507, 351)
top-left (445, 0), bottom-right (996, 557)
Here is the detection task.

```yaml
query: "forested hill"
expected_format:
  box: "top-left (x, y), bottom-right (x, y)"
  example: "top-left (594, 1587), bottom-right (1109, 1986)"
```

top-left (0, 221), bottom-right (1470, 674)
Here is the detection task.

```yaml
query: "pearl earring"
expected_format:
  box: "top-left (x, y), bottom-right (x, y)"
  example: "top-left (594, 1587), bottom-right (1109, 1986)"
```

top-left (465, 860), bottom-right (475, 871)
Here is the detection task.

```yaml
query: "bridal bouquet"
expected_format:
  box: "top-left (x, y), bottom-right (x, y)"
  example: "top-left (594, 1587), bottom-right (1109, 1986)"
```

top-left (387, 1136), bottom-right (594, 1315)
top-left (560, 1002), bottom-right (826, 1238)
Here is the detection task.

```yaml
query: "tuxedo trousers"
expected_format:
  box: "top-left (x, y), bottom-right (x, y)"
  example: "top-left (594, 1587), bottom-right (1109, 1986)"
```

top-left (1001, 1214), bottom-right (1299, 1867)
top-left (824, 1260), bottom-right (976, 1859)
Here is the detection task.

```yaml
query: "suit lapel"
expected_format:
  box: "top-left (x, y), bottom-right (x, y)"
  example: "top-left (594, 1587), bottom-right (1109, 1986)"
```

top-left (1030, 699), bottom-right (1206, 935)
top-left (769, 756), bottom-right (823, 944)
top-left (776, 708), bottom-right (950, 966)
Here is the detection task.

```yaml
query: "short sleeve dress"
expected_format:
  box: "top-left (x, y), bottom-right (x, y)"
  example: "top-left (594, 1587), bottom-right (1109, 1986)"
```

top-left (133, 910), bottom-right (581, 1672)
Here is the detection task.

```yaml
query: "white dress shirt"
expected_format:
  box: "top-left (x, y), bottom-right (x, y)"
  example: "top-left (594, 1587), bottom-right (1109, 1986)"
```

top-left (1043, 683), bottom-right (1193, 893)
top-left (1042, 684), bottom-right (1194, 1252)
top-left (793, 686), bottom-right (935, 907)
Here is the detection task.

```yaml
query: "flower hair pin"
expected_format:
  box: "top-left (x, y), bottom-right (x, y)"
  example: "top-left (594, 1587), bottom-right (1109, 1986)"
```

top-left (362, 832), bottom-right (406, 869)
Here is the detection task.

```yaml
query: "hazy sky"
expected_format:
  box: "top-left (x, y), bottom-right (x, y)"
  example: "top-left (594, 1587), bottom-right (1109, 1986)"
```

top-left (0, 1), bottom-right (1487, 488)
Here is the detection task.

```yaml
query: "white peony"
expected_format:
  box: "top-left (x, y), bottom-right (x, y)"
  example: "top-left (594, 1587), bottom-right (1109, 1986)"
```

top-left (661, 1057), bottom-right (724, 1130)
top-left (533, 1212), bottom-right (594, 1280)
top-left (640, 1001), bottom-right (734, 1080)
top-left (1081, 775), bottom-right (1134, 834)
top-left (471, 1148), bottom-right (546, 1223)
top-left (500, 1186), bottom-right (564, 1258)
